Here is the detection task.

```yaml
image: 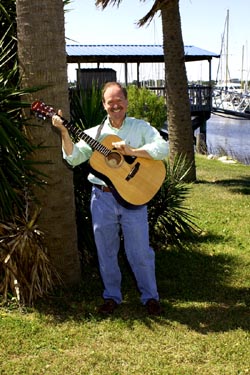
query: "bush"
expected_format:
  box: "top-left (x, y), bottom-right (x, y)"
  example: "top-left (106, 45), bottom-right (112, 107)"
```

top-left (0, 210), bottom-right (60, 306)
top-left (127, 85), bottom-right (167, 130)
top-left (148, 156), bottom-right (200, 248)
top-left (69, 85), bottom-right (106, 131)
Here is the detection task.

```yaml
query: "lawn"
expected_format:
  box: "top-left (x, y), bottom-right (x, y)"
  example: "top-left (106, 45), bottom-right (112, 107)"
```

top-left (0, 155), bottom-right (250, 375)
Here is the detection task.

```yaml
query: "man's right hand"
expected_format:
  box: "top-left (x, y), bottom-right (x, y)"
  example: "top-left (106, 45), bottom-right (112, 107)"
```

top-left (51, 110), bottom-right (74, 155)
top-left (52, 110), bottom-right (66, 132)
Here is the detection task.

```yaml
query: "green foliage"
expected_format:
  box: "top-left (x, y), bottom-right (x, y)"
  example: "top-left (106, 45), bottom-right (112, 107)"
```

top-left (0, 15), bottom-right (45, 220)
top-left (148, 156), bottom-right (200, 248)
top-left (69, 85), bottom-right (106, 131)
top-left (127, 85), bottom-right (167, 130)
top-left (0, 0), bottom-right (16, 22)
top-left (0, 0), bottom-right (17, 88)
top-left (0, 10), bottom-right (28, 219)
top-left (0, 209), bottom-right (60, 306)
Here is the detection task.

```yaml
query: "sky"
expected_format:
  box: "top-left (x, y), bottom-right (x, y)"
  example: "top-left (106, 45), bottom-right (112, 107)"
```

top-left (64, 0), bottom-right (250, 84)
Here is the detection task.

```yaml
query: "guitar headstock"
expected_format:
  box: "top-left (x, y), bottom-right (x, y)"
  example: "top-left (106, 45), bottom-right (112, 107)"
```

top-left (31, 100), bottom-right (56, 120)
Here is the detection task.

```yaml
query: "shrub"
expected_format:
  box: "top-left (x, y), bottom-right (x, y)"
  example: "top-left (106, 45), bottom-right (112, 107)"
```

top-left (0, 209), bottom-right (60, 306)
top-left (127, 85), bottom-right (167, 130)
top-left (148, 156), bottom-right (200, 248)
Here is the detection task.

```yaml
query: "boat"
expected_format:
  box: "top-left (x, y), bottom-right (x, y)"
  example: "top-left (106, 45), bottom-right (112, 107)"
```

top-left (212, 10), bottom-right (250, 119)
top-left (213, 86), bottom-right (250, 119)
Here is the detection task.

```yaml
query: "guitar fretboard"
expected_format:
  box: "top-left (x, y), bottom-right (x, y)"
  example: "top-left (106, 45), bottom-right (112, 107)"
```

top-left (62, 120), bottom-right (111, 157)
top-left (31, 100), bottom-right (112, 157)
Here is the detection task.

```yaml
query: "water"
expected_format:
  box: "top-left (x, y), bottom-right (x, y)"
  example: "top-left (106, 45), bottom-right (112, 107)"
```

top-left (205, 113), bottom-right (250, 165)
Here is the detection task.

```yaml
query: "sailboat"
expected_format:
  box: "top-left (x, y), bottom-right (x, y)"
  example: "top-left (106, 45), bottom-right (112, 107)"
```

top-left (212, 10), bottom-right (250, 118)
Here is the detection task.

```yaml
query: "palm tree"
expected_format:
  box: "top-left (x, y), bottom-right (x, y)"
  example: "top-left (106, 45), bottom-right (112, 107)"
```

top-left (95, 0), bottom-right (196, 181)
top-left (15, 0), bottom-right (81, 284)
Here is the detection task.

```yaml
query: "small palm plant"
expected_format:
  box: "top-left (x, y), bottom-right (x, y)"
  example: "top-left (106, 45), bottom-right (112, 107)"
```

top-left (148, 156), bottom-right (200, 248)
top-left (0, 206), bottom-right (60, 306)
top-left (69, 84), bottom-right (106, 131)
top-left (0, 22), bottom-right (43, 220)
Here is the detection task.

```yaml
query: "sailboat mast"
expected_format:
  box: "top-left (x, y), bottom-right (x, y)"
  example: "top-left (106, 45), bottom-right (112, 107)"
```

top-left (241, 45), bottom-right (244, 90)
top-left (225, 9), bottom-right (229, 88)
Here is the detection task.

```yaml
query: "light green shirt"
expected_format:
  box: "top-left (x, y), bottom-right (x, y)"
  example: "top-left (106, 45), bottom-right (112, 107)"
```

top-left (63, 116), bottom-right (169, 185)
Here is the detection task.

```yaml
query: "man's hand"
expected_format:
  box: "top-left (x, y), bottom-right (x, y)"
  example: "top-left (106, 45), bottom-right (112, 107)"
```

top-left (112, 140), bottom-right (132, 155)
top-left (51, 110), bottom-right (73, 155)
top-left (112, 140), bottom-right (152, 159)
top-left (52, 110), bottom-right (66, 132)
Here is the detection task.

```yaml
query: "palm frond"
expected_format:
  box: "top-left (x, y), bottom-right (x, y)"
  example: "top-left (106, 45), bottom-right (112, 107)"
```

top-left (137, 0), bottom-right (171, 27)
top-left (95, 0), bottom-right (123, 9)
top-left (148, 156), bottom-right (200, 248)
top-left (0, 209), bottom-right (61, 306)
top-left (70, 84), bottom-right (106, 131)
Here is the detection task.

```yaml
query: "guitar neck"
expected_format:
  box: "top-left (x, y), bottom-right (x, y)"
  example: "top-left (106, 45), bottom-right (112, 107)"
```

top-left (62, 118), bottom-right (110, 156)
top-left (31, 100), bottom-right (111, 156)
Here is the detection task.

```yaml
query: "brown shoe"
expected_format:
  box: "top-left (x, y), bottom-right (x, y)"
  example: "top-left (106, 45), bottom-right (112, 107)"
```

top-left (146, 299), bottom-right (162, 316)
top-left (98, 299), bottom-right (118, 315)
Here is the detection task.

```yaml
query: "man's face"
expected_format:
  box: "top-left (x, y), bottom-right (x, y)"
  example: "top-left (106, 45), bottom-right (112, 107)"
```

top-left (103, 85), bottom-right (128, 125)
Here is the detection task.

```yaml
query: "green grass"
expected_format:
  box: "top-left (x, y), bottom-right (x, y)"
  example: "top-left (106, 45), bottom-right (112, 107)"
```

top-left (1, 155), bottom-right (250, 375)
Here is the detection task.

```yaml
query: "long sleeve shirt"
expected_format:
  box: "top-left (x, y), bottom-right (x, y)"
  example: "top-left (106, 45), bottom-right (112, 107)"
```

top-left (63, 116), bottom-right (169, 186)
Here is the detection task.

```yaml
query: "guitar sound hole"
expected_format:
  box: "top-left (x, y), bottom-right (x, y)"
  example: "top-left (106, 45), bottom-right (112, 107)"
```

top-left (105, 151), bottom-right (123, 168)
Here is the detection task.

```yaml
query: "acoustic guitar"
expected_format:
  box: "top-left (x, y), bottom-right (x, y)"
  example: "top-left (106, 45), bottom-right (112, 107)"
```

top-left (31, 100), bottom-right (166, 206)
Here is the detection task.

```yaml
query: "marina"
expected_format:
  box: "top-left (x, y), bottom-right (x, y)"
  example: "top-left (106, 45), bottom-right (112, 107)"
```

top-left (212, 87), bottom-right (250, 119)
top-left (212, 10), bottom-right (250, 119)
top-left (205, 113), bottom-right (250, 164)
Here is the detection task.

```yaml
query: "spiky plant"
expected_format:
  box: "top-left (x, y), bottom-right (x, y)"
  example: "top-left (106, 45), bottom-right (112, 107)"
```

top-left (0, 203), bottom-right (61, 306)
top-left (148, 156), bottom-right (200, 248)
top-left (69, 84), bottom-right (106, 131)
top-left (0, 12), bottom-right (46, 221)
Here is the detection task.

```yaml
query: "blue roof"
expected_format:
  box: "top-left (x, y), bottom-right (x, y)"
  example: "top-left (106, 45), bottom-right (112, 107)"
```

top-left (66, 44), bottom-right (219, 64)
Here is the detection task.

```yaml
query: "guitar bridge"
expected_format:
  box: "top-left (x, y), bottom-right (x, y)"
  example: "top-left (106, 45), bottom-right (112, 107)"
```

top-left (125, 162), bottom-right (140, 181)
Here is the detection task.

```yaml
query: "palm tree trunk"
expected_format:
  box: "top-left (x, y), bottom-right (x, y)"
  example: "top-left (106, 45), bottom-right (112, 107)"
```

top-left (16, 0), bottom-right (81, 284)
top-left (161, 0), bottom-right (196, 181)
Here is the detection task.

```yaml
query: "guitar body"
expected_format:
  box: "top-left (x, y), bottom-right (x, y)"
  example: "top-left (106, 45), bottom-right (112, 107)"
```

top-left (89, 135), bottom-right (166, 205)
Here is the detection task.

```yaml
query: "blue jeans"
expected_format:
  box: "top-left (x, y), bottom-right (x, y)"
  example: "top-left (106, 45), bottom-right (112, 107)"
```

top-left (90, 186), bottom-right (159, 304)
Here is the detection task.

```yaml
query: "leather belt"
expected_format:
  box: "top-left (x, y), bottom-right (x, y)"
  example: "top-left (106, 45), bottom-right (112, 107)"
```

top-left (93, 184), bottom-right (112, 192)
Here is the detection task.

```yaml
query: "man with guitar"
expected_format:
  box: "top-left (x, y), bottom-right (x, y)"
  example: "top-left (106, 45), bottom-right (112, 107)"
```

top-left (52, 82), bottom-right (168, 315)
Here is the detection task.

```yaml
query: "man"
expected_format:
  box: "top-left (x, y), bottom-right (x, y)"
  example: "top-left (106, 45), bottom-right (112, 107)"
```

top-left (52, 82), bottom-right (168, 315)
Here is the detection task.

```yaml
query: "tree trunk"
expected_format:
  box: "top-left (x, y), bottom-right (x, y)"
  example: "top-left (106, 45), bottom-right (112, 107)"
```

top-left (161, 0), bottom-right (196, 181)
top-left (16, 0), bottom-right (81, 285)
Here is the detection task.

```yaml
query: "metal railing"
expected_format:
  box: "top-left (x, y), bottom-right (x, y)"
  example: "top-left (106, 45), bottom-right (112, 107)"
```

top-left (147, 85), bottom-right (213, 114)
top-left (188, 85), bottom-right (212, 113)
